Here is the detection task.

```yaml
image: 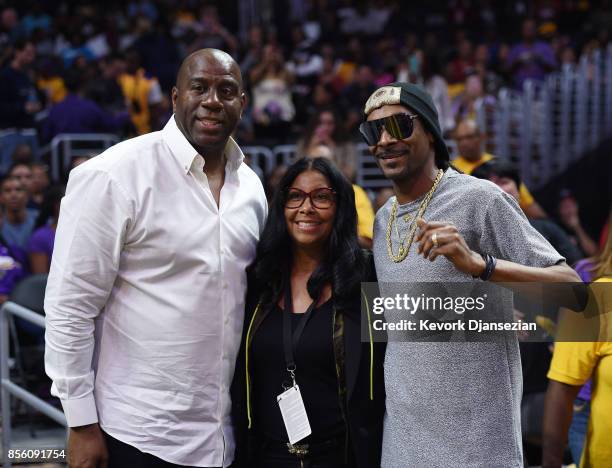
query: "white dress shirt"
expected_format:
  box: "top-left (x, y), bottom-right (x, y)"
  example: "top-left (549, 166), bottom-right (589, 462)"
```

top-left (44, 116), bottom-right (267, 467)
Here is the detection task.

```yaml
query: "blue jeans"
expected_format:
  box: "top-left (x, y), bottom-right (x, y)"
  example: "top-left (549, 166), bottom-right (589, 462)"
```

top-left (568, 397), bottom-right (590, 465)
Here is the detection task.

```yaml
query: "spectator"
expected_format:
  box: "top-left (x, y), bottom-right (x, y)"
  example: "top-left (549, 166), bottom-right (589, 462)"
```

top-left (132, 18), bottom-right (180, 94)
top-left (28, 185), bottom-right (64, 274)
top-left (506, 18), bottom-right (557, 89)
top-left (59, 32), bottom-right (96, 69)
top-left (448, 38), bottom-right (475, 84)
top-left (341, 64), bottom-right (377, 116)
top-left (473, 43), bottom-right (502, 94)
top-left (397, 32), bottom-right (422, 83)
top-left (341, 64), bottom-right (377, 136)
top-left (84, 53), bottom-right (129, 114)
top-left (451, 73), bottom-right (496, 124)
top-left (0, 176), bottom-right (37, 251)
top-left (421, 53), bottom-right (454, 135)
top-left (0, 8), bottom-right (21, 56)
top-left (543, 210), bottom-right (612, 468)
top-left (286, 23), bottom-right (323, 121)
top-left (8, 162), bottom-right (36, 208)
top-left (558, 190), bottom-right (599, 258)
top-left (36, 57), bottom-right (67, 105)
top-left (472, 159), bottom-right (583, 265)
top-left (0, 232), bottom-right (27, 305)
top-left (296, 109), bottom-right (358, 181)
top-left (563, 255), bottom-right (598, 466)
top-left (41, 69), bottom-right (130, 143)
top-left (249, 44), bottom-right (295, 141)
top-left (118, 48), bottom-right (164, 134)
top-left (10, 143), bottom-right (34, 165)
top-left (239, 25), bottom-right (265, 79)
top-left (334, 37), bottom-right (364, 88)
top-left (452, 118), bottom-right (547, 219)
top-left (0, 39), bottom-right (41, 129)
top-left (317, 43), bottom-right (345, 95)
top-left (265, 163), bottom-right (288, 202)
top-left (188, 6), bottom-right (238, 55)
top-left (559, 45), bottom-right (577, 71)
top-left (30, 162), bottom-right (50, 208)
top-left (308, 82), bottom-right (336, 117)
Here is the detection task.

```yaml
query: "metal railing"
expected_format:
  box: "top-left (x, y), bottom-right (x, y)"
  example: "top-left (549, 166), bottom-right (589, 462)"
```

top-left (0, 302), bottom-right (67, 468)
top-left (243, 141), bottom-right (459, 190)
top-left (477, 44), bottom-right (612, 189)
top-left (40, 133), bottom-right (119, 181)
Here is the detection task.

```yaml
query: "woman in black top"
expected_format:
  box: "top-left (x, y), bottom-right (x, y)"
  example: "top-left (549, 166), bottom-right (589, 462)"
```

top-left (232, 157), bottom-right (385, 468)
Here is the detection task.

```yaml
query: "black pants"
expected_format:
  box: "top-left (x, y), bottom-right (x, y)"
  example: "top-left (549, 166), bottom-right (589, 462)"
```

top-left (103, 431), bottom-right (225, 468)
top-left (251, 436), bottom-right (353, 468)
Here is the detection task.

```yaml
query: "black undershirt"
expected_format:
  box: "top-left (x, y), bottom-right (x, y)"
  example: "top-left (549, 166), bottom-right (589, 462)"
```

top-left (250, 299), bottom-right (344, 442)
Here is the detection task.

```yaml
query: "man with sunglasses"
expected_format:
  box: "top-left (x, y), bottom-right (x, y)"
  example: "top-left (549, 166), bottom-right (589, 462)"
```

top-left (360, 82), bottom-right (579, 467)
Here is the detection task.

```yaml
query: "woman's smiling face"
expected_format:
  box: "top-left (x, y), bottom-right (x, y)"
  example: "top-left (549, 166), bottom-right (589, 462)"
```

top-left (284, 170), bottom-right (337, 253)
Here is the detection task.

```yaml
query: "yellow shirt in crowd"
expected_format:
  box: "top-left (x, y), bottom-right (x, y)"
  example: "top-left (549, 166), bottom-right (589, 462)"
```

top-left (118, 69), bottom-right (163, 135)
top-left (37, 77), bottom-right (67, 104)
top-left (548, 277), bottom-right (612, 468)
top-left (353, 184), bottom-right (374, 240)
top-left (451, 153), bottom-right (535, 211)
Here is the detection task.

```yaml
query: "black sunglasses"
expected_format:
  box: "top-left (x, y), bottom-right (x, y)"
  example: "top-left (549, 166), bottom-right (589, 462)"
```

top-left (359, 113), bottom-right (419, 146)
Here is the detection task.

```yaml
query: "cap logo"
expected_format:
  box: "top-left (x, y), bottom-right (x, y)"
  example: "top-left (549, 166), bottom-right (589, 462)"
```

top-left (364, 86), bottom-right (401, 115)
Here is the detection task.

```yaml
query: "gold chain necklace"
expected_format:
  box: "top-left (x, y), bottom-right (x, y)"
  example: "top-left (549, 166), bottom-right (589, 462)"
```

top-left (386, 169), bottom-right (444, 263)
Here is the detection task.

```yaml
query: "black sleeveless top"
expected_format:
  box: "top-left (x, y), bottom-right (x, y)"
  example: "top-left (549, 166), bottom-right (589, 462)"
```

top-left (250, 299), bottom-right (345, 442)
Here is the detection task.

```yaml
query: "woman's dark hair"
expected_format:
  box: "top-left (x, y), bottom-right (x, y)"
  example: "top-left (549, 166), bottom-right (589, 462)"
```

top-left (254, 157), bottom-right (367, 311)
top-left (34, 184), bottom-right (65, 229)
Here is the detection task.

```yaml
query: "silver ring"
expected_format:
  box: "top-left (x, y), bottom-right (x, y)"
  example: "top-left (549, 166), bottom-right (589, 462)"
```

top-left (432, 233), bottom-right (438, 248)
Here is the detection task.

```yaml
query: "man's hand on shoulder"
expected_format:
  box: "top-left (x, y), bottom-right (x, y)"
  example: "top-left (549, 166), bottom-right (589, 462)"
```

top-left (69, 423), bottom-right (108, 468)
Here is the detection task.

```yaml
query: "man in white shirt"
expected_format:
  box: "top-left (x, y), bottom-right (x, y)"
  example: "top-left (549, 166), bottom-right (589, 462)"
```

top-left (45, 49), bottom-right (268, 467)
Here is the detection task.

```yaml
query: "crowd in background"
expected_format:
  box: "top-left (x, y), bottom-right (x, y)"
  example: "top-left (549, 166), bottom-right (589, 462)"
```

top-left (1, 0), bottom-right (611, 144)
top-left (1, 1), bottom-right (611, 466)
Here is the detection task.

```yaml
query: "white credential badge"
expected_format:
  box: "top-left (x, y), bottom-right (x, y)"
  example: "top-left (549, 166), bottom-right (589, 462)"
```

top-left (277, 384), bottom-right (312, 445)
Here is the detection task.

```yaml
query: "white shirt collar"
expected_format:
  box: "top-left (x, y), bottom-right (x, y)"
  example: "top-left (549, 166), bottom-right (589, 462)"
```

top-left (162, 115), bottom-right (244, 175)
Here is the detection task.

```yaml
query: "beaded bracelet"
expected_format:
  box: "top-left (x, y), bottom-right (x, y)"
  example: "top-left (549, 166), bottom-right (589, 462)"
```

top-left (478, 253), bottom-right (497, 281)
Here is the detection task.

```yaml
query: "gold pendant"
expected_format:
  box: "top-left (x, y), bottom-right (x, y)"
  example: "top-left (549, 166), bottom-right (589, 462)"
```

top-left (398, 246), bottom-right (404, 256)
top-left (403, 214), bottom-right (411, 222)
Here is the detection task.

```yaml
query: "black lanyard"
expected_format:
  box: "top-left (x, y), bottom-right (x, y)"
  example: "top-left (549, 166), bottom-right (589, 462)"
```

top-left (282, 282), bottom-right (319, 387)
